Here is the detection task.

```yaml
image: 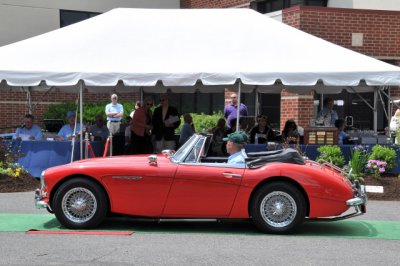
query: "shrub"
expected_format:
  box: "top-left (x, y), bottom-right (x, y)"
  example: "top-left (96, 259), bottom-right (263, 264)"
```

top-left (177, 112), bottom-right (224, 134)
top-left (44, 101), bottom-right (134, 124)
top-left (316, 145), bottom-right (345, 167)
top-left (368, 145), bottom-right (397, 170)
top-left (346, 145), bottom-right (370, 182)
top-left (367, 160), bottom-right (387, 179)
top-left (0, 140), bottom-right (28, 179)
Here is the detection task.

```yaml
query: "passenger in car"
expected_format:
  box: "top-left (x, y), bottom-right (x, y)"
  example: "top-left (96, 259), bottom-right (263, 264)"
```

top-left (223, 131), bottom-right (248, 165)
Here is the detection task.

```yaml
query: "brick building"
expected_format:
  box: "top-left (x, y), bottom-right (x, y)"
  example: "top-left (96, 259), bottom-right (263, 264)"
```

top-left (182, 0), bottom-right (400, 131)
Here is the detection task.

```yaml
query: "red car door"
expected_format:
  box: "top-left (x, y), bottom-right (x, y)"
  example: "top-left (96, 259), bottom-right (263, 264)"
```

top-left (162, 163), bottom-right (244, 217)
top-left (102, 157), bottom-right (177, 216)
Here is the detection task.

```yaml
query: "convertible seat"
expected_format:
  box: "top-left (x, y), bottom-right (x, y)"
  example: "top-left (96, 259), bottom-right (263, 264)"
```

top-left (246, 148), bottom-right (305, 168)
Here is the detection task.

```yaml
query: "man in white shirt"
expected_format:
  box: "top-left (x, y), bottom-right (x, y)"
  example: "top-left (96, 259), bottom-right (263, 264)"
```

top-left (105, 94), bottom-right (124, 135)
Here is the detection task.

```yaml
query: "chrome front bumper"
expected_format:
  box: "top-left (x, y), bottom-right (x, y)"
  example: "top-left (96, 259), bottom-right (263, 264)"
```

top-left (34, 188), bottom-right (51, 211)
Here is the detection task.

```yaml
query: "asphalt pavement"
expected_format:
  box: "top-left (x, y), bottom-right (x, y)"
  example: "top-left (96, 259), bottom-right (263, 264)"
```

top-left (0, 191), bottom-right (399, 266)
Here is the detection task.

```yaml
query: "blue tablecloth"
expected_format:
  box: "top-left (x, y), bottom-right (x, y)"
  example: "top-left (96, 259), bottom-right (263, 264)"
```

top-left (245, 144), bottom-right (400, 173)
top-left (9, 141), bottom-right (104, 178)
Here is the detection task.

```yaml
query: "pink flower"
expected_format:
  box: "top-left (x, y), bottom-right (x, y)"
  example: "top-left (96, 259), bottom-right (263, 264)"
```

top-left (379, 168), bottom-right (385, 173)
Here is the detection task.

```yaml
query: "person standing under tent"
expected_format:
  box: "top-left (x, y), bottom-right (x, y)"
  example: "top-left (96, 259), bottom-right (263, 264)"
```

top-left (152, 94), bottom-right (181, 153)
top-left (224, 92), bottom-right (248, 130)
top-left (55, 111), bottom-right (81, 141)
top-left (131, 97), bottom-right (153, 154)
top-left (105, 94), bottom-right (124, 136)
top-left (14, 114), bottom-right (43, 141)
top-left (179, 113), bottom-right (195, 146)
top-left (130, 101), bottom-right (141, 118)
top-left (317, 97), bottom-right (338, 127)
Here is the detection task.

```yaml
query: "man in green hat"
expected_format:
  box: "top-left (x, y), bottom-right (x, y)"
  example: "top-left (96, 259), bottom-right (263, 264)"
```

top-left (223, 131), bottom-right (248, 165)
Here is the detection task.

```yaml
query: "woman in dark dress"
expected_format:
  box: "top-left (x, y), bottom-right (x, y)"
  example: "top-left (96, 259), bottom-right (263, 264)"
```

top-left (281, 119), bottom-right (300, 144)
top-left (249, 115), bottom-right (275, 144)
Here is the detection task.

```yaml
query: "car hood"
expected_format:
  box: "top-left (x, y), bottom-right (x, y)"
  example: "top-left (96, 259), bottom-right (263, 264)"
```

top-left (44, 154), bottom-right (172, 175)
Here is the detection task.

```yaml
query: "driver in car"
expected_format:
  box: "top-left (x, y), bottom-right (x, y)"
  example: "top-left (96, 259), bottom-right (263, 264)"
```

top-left (223, 131), bottom-right (248, 165)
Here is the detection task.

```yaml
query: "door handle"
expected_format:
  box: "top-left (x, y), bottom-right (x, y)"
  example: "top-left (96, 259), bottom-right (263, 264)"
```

top-left (223, 173), bottom-right (242, 178)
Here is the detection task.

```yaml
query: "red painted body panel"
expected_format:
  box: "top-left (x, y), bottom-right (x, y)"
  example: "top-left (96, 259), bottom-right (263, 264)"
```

top-left (162, 164), bottom-right (244, 217)
top-left (41, 154), bottom-right (354, 220)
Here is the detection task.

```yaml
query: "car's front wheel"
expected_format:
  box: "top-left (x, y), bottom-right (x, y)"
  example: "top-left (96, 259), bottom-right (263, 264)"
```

top-left (251, 182), bottom-right (306, 234)
top-left (52, 178), bottom-right (108, 229)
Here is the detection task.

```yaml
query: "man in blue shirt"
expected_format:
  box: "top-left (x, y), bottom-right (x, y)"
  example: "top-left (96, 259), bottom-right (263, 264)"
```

top-left (223, 131), bottom-right (248, 165)
top-left (335, 119), bottom-right (350, 145)
top-left (14, 114), bottom-right (43, 141)
top-left (317, 97), bottom-right (338, 126)
top-left (55, 111), bottom-right (81, 141)
top-left (105, 94), bottom-right (124, 135)
top-left (224, 92), bottom-right (248, 129)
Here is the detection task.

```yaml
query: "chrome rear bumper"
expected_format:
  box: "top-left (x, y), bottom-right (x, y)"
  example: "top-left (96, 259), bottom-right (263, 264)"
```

top-left (346, 180), bottom-right (367, 209)
top-left (310, 180), bottom-right (367, 222)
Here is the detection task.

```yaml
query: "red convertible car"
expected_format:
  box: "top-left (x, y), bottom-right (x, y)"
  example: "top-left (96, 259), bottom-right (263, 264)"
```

top-left (35, 134), bottom-right (366, 234)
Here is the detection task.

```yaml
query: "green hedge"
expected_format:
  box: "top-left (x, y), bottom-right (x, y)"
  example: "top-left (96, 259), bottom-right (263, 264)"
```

top-left (177, 112), bottom-right (224, 133)
top-left (44, 101), bottom-right (134, 123)
top-left (44, 101), bottom-right (225, 132)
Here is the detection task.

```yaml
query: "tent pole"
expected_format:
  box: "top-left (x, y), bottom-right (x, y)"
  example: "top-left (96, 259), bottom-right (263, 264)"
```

top-left (378, 88), bottom-right (389, 124)
top-left (255, 87), bottom-right (259, 118)
top-left (79, 81), bottom-right (83, 160)
top-left (27, 87), bottom-right (32, 114)
top-left (236, 81), bottom-right (241, 132)
top-left (320, 93), bottom-right (324, 111)
top-left (388, 86), bottom-right (391, 127)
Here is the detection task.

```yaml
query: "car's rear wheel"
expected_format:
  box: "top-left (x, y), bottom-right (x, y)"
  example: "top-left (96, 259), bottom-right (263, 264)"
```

top-left (52, 178), bottom-right (108, 229)
top-left (251, 182), bottom-right (306, 234)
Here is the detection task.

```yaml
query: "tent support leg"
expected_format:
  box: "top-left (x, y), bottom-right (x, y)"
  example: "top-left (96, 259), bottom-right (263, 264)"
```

top-left (79, 81), bottom-right (83, 160)
top-left (236, 81), bottom-right (241, 132)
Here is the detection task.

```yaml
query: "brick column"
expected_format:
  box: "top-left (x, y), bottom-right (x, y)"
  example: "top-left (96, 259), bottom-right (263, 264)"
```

top-left (280, 90), bottom-right (314, 131)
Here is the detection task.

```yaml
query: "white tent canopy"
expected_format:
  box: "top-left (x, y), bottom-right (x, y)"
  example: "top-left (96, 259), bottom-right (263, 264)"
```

top-left (0, 8), bottom-right (399, 90)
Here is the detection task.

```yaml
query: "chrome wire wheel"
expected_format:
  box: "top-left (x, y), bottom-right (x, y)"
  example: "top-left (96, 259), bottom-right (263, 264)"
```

top-left (61, 187), bottom-right (97, 224)
top-left (260, 191), bottom-right (297, 228)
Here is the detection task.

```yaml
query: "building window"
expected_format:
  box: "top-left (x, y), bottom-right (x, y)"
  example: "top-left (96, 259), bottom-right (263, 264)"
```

top-left (60, 10), bottom-right (100, 28)
top-left (250, 0), bottom-right (327, 14)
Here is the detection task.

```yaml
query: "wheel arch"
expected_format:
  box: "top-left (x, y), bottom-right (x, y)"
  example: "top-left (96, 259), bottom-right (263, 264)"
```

top-left (248, 176), bottom-right (310, 217)
top-left (49, 174), bottom-right (111, 213)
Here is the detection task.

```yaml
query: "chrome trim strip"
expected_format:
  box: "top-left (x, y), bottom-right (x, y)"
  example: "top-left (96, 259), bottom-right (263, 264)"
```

top-left (223, 173), bottom-right (242, 178)
top-left (112, 176), bottom-right (143, 180)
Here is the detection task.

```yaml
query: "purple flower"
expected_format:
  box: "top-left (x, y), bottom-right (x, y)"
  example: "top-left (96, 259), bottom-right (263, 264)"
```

top-left (379, 168), bottom-right (385, 173)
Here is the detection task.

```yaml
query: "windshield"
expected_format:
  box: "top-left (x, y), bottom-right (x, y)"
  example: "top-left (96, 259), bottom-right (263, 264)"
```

top-left (171, 135), bottom-right (200, 163)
